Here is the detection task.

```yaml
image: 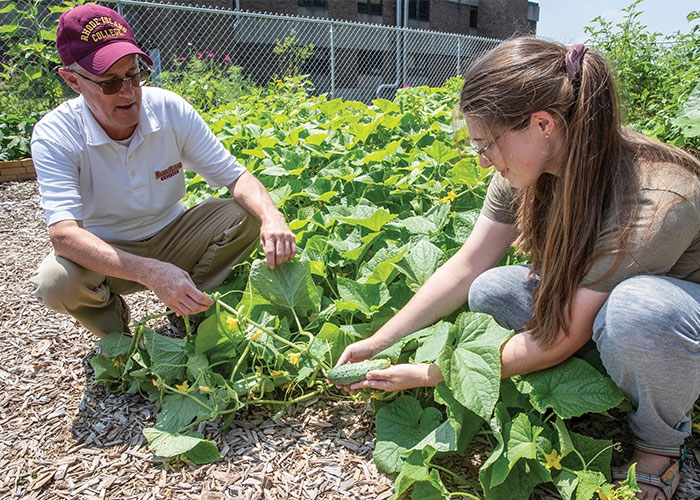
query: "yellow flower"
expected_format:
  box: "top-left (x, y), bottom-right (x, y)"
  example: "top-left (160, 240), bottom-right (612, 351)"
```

top-left (288, 352), bottom-right (301, 367)
top-left (175, 380), bottom-right (190, 392)
top-left (199, 385), bottom-right (211, 393)
top-left (111, 357), bottom-right (123, 368)
top-left (226, 316), bottom-right (238, 330)
top-left (438, 190), bottom-right (458, 204)
top-left (250, 330), bottom-right (262, 341)
top-left (544, 449), bottom-right (562, 470)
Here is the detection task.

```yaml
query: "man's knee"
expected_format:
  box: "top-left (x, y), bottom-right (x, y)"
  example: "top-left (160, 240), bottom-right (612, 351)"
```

top-left (31, 253), bottom-right (105, 312)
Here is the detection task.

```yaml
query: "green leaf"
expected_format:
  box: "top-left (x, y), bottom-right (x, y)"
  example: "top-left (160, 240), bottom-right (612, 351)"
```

top-left (391, 447), bottom-right (437, 499)
top-left (552, 469), bottom-right (580, 500)
top-left (394, 240), bottom-right (445, 291)
top-left (326, 204), bottom-right (397, 231)
top-left (195, 312), bottom-right (244, 356)
top-left (388, 215), bottom-right (438, 236)
top-left (522, 357), bottom-right (625, 419)
top-left (141, 328), bottom-right (187, 382)
top-left (143, 428), bottom-right (221, 464)
top-left (155, 392), bottom-right (211, 432)
top-left (248, 259), bottom-right (321, 316)
top-left (573, 470), bottom-right (606, 500)
top-left (335, 277), bottom-right (390, 317)
top-left (506, 413), bottom-right (543, 469)
top-left (373, 395), bottom-right (444, 473)
top-left (414, 322), bottom-right (450, 363)
top-left (410, 469), bottom-right (450, 500)
top-left (422, 139), bottom-right (460, 164)
top-left (96, 332), bottom-right (133, 358)
top-left (672, 82), bottom-right (700, 137)
top-left (433, 382), bottom-right (482, 453)
top-left (310, 322), bottom-right (354, 365)
top-left (437, 313), bottom-right (513, 420)
top-left (479, 457), bottom-right (551, 500)
top-left (554, 417), bottom-right (576, 459)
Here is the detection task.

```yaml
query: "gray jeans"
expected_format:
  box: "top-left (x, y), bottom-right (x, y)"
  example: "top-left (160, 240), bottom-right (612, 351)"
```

top-left (31, 198), bottom-right (260, 338)
top-left (469, 265), bottom-right (700, 446)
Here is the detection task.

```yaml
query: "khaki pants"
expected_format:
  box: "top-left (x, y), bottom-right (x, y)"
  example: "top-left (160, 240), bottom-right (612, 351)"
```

top-left (31, 198), bottom-right (260, 337)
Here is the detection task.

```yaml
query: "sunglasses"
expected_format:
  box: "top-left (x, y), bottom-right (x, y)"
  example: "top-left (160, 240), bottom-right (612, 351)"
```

top-left (67, 68), bottom-right (152, 95)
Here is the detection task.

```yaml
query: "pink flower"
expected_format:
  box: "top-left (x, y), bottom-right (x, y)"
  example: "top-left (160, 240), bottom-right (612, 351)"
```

top-left (178, 57), bottom-right (185, 62)
top-left (224, 55), bottom-right (231, 63)
top-left (207, 52), bottom-right (215, 58)
top-left (187, 42), bottom-right (193, 46)
top-left (197, 51), bottom-right (203, 59)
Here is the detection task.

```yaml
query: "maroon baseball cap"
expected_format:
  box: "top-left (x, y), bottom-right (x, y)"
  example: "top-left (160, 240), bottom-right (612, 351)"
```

top-left (56, 4), bottom-right (153, 75)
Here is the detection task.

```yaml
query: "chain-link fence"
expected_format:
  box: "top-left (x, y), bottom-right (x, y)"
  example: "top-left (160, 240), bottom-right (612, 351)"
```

top-left (2, 0), bottom-right (500, 107)
top-left (107, 0), bottom-right (500, 102)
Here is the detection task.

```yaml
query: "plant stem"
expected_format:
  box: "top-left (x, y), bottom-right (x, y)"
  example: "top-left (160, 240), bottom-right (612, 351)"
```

top-left (449, 493), bottom-right (482, 500)
top-left (431, 464), bottom-right (479, 489)
top-left (230, 341), bottom-right (252, 383)
top-left (248, 388), bottom-right (321, 407)
top-left (214, 298), bottom-right (328, 368)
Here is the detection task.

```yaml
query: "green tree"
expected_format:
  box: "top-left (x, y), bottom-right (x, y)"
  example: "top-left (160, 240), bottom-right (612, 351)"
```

top-left (0, 0), bottom-right (76, 115)
top-left (586, 0), bottom-right (700, 150)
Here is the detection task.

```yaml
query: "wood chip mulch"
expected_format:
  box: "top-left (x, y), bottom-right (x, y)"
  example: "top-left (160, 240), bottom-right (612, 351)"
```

top-left (1, 179), bottom-right (698, 500)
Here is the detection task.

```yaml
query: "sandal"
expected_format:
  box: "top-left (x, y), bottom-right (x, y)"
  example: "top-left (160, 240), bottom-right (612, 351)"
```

top-left (612, 438), bottom-right (686, 500)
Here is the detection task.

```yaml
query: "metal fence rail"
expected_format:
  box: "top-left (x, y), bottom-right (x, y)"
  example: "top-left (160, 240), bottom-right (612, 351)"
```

top-left (4, 0), bottom-right (501, 105)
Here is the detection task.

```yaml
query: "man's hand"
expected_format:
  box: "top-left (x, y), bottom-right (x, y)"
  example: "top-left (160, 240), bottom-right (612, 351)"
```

top-left (260, 212), bottom-right (297, 270)
top-left (144, 261), bottom-right (213, 316)
top-left (227, 172), bottom-right (297, 270)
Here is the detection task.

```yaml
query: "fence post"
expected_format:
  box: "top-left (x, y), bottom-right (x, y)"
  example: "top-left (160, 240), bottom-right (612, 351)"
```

top-left (329, 21), bottom-right (335, 98)
top-left (457, 36), bottom-right (461, 77)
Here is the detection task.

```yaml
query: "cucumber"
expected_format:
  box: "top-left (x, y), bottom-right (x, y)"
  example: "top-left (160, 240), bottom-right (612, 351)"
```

top-left (326, 358), bottom-right (391, 385)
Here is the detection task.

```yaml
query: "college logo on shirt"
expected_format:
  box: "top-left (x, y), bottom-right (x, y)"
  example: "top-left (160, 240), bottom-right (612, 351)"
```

top-left (155, 162), bottom-right (182, 181)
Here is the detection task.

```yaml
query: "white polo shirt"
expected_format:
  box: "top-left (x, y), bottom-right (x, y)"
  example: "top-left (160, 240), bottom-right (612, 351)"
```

top-left (31, 86), bottom-right (246, 241)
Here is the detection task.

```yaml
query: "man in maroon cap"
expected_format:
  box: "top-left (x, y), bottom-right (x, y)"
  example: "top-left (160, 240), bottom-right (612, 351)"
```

top-left (30, 4), bottom-right (297, 338)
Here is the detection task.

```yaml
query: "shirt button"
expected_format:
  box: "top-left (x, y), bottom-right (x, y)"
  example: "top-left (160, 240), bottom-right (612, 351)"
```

top-left (130, 171), bottom-right (136, 177)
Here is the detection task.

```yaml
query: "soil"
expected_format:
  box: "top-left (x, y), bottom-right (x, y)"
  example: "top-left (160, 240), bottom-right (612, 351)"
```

top-left (1, 179), bottom-right (698, 500)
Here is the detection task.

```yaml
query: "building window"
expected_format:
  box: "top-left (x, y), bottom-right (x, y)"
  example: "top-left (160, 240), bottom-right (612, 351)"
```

top-left (408, 0), bottom-right (429, 21)
top-left (357, 0), bottom-right (382, 16)
top-left (298, 0), bottom-right (327, 7)
top-left (469, 6), bottom-right (477, 28)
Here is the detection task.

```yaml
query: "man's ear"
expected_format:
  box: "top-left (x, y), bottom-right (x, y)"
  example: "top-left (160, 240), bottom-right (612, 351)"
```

top-left (58, 68), bottom-right (82, 94)
top-left (530, 110), bottom-right (557, 138)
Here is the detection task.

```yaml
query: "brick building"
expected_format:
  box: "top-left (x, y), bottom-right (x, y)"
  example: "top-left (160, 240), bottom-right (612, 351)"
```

top-left (211, 0), bottom-right (539, 40)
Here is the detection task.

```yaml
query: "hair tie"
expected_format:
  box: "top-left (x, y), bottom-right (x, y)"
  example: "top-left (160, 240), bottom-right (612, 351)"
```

top-left (565, 44), bottom-right (587, 78)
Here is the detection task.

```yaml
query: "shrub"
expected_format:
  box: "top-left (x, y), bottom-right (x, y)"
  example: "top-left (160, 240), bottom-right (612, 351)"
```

top-left (158, 44), bottom-right (255, 113)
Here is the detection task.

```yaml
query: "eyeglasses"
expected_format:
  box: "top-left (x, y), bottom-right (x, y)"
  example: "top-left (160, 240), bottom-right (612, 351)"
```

top-left (67, 68), bottom-right (152, 95)
top-left (470, 134), bottom-right (501, 163)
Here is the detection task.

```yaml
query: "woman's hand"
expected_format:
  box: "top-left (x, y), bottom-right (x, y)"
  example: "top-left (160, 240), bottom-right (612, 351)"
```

top-left (340, 362), bottom-right (444, 393)
top-left (336, 338), bottom-right (381, 366)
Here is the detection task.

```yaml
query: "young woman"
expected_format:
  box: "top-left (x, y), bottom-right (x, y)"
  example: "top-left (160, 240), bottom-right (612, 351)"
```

top-left (334, 37), bottom-right (700, 500)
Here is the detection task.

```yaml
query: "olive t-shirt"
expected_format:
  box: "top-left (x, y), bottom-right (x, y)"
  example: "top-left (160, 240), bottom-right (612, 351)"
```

top-left (480, 162), bottom-right (700, 292)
